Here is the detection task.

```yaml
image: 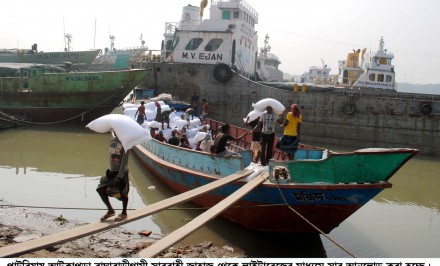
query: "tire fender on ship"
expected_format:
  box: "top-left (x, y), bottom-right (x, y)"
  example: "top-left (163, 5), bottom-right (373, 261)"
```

top-left (421, 103), bottom-right (433, 116)
top-left (343, 102), bottom-right (356, 115)
top-left (213, 63), bottom-right (233, 83)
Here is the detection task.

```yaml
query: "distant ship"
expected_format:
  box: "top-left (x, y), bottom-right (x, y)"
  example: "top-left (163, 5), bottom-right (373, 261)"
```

top-left (300, 59), bottom-right (336, 85)
top-left (0, 43), bottom-right (100, 71)
top-left (89, 35), bottom-right (149, 71)
top-left (140, 0), bottom-right (439, 155)
top-left (255, 34), bottom-right (283, 82)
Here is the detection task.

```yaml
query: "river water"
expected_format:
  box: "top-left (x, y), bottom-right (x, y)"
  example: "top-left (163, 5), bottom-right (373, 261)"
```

top-left (0, 123), bottom-right (438, 258)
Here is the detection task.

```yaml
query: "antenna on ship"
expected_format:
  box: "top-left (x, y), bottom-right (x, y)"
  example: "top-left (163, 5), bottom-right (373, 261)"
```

top-left (261, 34), bottom-right (271, 57)
top-left (109, 35), bottom-right (116, 51)
top-left (64, 33), bottom-right (72, 52)
top-left (140, 33), bottom-right (145, 49)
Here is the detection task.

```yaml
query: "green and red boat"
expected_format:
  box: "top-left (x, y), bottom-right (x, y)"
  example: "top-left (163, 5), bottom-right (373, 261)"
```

top-left (0, 63), bottom-right (149, 123)
top-left (133, 119), bottom-right (418, 233)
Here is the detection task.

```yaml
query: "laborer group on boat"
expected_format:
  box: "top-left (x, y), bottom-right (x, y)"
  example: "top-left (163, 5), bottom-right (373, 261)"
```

top-left (130, 96), bottom-right (302, 166)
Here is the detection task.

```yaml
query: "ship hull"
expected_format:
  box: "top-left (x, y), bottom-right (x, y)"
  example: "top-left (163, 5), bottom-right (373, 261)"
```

top-left (0, 69), bottom-right (149, 123)
top-left (142, 62), bottom-right (440, 155)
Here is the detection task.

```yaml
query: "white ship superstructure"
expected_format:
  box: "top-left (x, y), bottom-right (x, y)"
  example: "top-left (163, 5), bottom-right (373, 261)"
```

top-left (256, 34), bottom-right (283, 82)
top-left (162, 0), bottom-right (259, 79)
top-left (339, 37), bottom-right (395, 90)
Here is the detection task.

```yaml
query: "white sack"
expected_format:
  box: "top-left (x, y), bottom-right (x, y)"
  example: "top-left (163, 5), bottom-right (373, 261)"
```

top-left (252, 98), bottom-right (285, 113)
top-left (86, 114), bottom-right (151, 150)
top-left (243, 110), bottom-right (264, 123)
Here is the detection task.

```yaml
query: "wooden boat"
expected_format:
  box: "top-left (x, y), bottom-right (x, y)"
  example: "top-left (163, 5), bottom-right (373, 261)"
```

top-left (132, 119), bottom-right (418, 233)
top-left (0, 63), bottom-right (149, 123)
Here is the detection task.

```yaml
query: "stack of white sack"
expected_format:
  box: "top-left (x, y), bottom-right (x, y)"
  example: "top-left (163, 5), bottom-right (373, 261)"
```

top-left (169, 111), bottom-right (179, 124)
top-left (144, 121), bottom-right (162, 129)
top-left (252, 98), bottom-right (285, 113)
top-left (86, 114), bottom-right (151, 150)
top-left (186, 127), bottom-right (200, 139)
top-left (193, 132), bottom-right (208, 142)
top-left (243, 110), bottom-right (264, 123)
top-left (174, 119), bottom-right (189, 130)
top-left (161, 105), bottom-right (171, 113)
top-left (188, 118), bottom-right (201, 128)
top-left (123, 107), bottom-right (139, 120)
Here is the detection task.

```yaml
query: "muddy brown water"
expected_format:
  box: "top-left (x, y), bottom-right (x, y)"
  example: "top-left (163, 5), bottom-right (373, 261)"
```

top-left (0, 123), bottom-right (439, 258)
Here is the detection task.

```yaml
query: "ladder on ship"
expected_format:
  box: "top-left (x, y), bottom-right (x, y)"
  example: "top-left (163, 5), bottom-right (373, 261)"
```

top-left (0, 169), bottom-right (267, 258)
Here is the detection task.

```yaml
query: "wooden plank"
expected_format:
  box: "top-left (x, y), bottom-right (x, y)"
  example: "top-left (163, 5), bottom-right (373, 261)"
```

top-left (139, 172), bottom-right (268, 258)
top-left (0, 169), bottom-right (253, 258)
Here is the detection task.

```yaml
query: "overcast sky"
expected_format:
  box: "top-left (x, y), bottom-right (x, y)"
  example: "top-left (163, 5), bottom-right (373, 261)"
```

top-left (2, 0), bottom-right (440, 84)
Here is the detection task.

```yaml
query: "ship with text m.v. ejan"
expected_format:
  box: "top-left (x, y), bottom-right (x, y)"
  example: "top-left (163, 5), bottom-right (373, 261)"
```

top-left (140, 0), bottom-right (439, 155)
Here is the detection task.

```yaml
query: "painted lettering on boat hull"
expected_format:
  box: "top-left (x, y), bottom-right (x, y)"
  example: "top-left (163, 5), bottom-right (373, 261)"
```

top-left (182, 52), bottom-right (223, 61)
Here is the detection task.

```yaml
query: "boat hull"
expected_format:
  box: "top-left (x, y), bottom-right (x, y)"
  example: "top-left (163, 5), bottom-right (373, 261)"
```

top-left (0, 69), bottom-right (149, 123)
top-left (142, 62), bottom-right (440, 155)
top-left (133, 143), bottom-right (391, 233)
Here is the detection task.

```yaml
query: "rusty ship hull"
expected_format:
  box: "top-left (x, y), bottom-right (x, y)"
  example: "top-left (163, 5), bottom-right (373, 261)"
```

top-left (143, 62), bottom-right (439, 155)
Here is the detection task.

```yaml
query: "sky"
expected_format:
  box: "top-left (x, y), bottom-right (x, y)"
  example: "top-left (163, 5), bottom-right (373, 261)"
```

top-left (2, 0), bottom-right (440, 84)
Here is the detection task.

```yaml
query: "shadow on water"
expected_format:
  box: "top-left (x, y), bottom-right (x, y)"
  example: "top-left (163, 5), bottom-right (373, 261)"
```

top-left (129, 157), bottom-right (327, 258)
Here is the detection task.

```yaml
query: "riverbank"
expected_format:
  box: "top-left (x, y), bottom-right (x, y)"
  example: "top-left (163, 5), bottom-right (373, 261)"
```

top-left (0, 204), bottom-right (244, 258)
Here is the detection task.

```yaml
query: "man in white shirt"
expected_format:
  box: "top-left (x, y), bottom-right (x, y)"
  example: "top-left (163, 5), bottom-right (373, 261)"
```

top-left (252, 106), bottom-right (281, 166)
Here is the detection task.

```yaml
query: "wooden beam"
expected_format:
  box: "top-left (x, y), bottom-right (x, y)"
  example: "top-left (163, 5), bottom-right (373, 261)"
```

top-left (139, 172), bottom-right (268, 257)
top-left (0, 169), bottom-right (253, 258)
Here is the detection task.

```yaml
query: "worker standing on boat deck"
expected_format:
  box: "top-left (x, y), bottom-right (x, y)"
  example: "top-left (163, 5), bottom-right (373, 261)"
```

top-left (278, 104), bottom-right (302, 160)
top-left (96, 133), bottom-right (130, 222)
top-left (190, 91), bottom-right (200, 117)
top-left (161, 108), bottom-right (171, 130)
top-left (134, 101), bottom-right (146, 125)
top-left (245, 116), bottom-right (261, 163)
top-left (214, 123), bottom-right (248, 157)
top-left (200, 99), bottom-right (209, 122)
top-left (184, 108), bottom-right (195, 121)
top-left (253, 106), bottom-right (282, 166)
top-left (154, 102), bottom-right (162, 123)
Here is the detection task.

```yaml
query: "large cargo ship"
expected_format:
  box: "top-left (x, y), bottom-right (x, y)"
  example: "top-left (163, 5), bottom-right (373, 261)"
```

top-left (0, 63), bottom-right (149, 123)
top-left (141, 0), bottom-right (439, 155)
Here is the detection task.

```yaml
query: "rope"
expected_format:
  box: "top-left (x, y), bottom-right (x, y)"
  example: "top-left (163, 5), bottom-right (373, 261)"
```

top-left (0, 203), bottom-right (287, 211)
top-left (0, 111), bottom-right (32, 126)
top-left (0, 86), bottom-right (125, 125)
top-left (274, 179), bottom-right (357, 258)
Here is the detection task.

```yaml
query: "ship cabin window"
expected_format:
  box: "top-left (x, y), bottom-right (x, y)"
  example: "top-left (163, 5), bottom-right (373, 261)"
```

top-left (377, 74), bottom-right (384, 82)
top-left (204, 39), bottom-right (223, 51)
top-left (172, 37), bottom-right (180, 50)
top-left (222, 11), bottom-right (231, 20)
top-left (185, 38), bottom-right (203, 51)
top-left (369, 73), bottom-right (376, 81)
top-left (233, 11), bottom-right (239, 19)
top-left (386, 75), bottom-right (393, 82)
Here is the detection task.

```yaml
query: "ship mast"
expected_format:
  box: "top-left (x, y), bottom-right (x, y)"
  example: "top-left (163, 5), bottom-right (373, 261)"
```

top-left (64, 33), bottom-right (72, 52)
top-left (260, 34), bottom-right (271, 57)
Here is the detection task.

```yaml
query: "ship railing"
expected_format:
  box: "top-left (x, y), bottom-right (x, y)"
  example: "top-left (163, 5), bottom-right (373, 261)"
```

top-left (165, 22), bottom-right (179, 35)
top-left (370, 50), bottom-right (394, 57)
top-left (213, 0), bottom-right (259, 19)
